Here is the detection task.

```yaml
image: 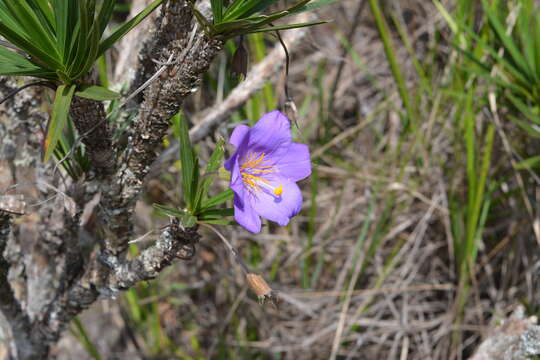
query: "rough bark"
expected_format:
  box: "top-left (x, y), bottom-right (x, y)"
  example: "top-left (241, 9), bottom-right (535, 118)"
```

top-left (470, 306), bottom-right (540, 360)
top-left (98, 1), bottom-right (222, 255)
top-left (69, 96), bottom-right (115, 175)
top-left (0, 2), bottom-right (222, 358)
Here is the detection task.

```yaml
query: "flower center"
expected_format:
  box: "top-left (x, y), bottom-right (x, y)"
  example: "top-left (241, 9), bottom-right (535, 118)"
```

top-left (240, 152), bottom-right (283, 196)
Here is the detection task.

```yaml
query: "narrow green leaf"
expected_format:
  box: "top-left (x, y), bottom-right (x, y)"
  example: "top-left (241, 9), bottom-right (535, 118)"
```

top-left (245, 21), bottom-right (326, 34)
top-left (68, 1), bottom-right (100, 79)
top-left (53, 117), bottom-right (87, 180)
top-left (223, 0), bottom-right (249, 20)
top-left (283, 0), bottom-right (314, 13)
top-left (198, 219), bottom-right (236, 225)
top-left (65, 21), bottom-right (82, 70)
top-left (515, 155), bottom-right (540, 170)
top-left (3, 0), bottom-right (60, 60)
top-left (75, 84), bottom-right (120, 101)
top-left (213, 18), bottom-right (262, 33)
top-left (457, 63), bottom-right (531, 101)
top-left (190, 158), bottom-right (201, 211)
top-left (464, 91), bottom-right (476, 207)
top-left (449, 12), bottom-right (530, 87)
top-left (86, 0), bottom-right (97, 26)
top-left (51, 0), bottom-right (69, 60)
top-left (181, 214), bottom-right (198, 228)
top-left (534, 15), bottom-right (540, 80)
top-left (200, 189), bottom-right (234, 211)
top-left (198, 208), bottom-right (234, 219)
top-left (98, 0), bottom-right (163, 57)
top-left (44, 84), bottom-right (76, 162)
top-left (214, 10), bottom-right (290, 34)
top-left (482, 0), bottom-right (531, 78)
top-left (0, 21), bottom-right (63, 70)
top-left (368, 0), bottom-right (414, 131)
top-left (172, 113), bottom-right (199, 211)
top-left (73, 22), bottom-right (101, 79)
top-left (153, 204), bottom-right (197, 227)
top-left (26, 0), bottom-right (56, 35)
top-left (97, 0), bottom-right (116, 36)
top-left (153, 204), bottom-right (188, 218)
top-left (210, 0), bottom-right (224, 23)
top-left (465, 124), bottom-right (495, 263)
top-left (507, 93), bottom-right (540, 125)
top-left (0, 5), bottom-right (28, 35)
top-left (518, 11), bottom-right (538, 83)
top-left (243, 0), bottom-right (280, 18)
top-left (193, 139), bottom-right (225, 213)
top-left (289, 0), bottom-right (340, 14)
top-left (508, 115), bottom-right (540, 138)
top-left (0, 46), bottom-right (41, 72)
top-left (223, 0), bottom-right (275, 21)
top-left (96, 55), bottom-right (109, 88)
top-left (189, 4), bottom-right (213, 35)
top-left (71, 317), bottom-right (102, 360)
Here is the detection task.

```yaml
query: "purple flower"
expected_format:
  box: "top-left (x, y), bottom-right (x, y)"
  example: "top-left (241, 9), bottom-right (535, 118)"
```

top-left (224, 111), bottom-right (311, 233)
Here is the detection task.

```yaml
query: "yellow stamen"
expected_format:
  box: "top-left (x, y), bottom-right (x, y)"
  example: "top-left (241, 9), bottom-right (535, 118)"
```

top-left (240, 152), bottom-right (283, 197)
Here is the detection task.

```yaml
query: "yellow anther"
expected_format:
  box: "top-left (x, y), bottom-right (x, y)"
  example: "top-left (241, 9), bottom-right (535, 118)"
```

top-left (240, 152), bottom-right (282, 197)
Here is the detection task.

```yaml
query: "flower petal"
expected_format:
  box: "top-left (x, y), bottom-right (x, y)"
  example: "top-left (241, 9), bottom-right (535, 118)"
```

top-left (275, 143), bottom-right (311, 182)
top-left (249, 175), bottom-right (302, 226)
top-left (228, 156), bottom-right (243, 193)
top-left (229, 124), bottom-right (250, 148)
top-left (248, 111), bottom-right (292, 158)
top-left (226, 149), bottom-right (262, 233)
top-left (225, 126), bottom-right (250, 171)
top-left (233, 190), bottom-right (262, 233)
top-left (224, 150), bottom-right (237, 172)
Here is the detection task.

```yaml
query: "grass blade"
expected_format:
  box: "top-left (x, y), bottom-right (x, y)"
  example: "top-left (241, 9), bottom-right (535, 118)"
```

top-left (481, 0), bottom-right (531, 78)
top-left (367, 0), bottom-right (415, 132)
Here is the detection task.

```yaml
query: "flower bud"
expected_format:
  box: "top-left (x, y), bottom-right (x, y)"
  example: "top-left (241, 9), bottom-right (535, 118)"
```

top-left (246, 273), bottom-right (278, 307)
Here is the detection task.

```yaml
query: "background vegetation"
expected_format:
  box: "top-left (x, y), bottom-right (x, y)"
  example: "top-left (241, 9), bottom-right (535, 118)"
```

top-left (23, 0), bottom-right (540, 358)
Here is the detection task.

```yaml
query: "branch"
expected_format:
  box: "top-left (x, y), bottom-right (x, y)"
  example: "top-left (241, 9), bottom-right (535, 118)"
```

top-left (98, 1), bottom-right (222, 253)
top-left (1, 214), bottom-right (50, 360)
top-left (127, 26), bottom-right (221, 181)
top-left (54, 224), bottom-right (200, 322)
top-left (101, 223), bottom-right (200, 291)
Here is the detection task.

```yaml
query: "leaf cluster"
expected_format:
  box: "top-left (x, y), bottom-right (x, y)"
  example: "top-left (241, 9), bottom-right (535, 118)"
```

top-left (191, 0), bottom-right (338, 40)
top-left (153, 113), bottom-right (234, 228)
top-left (0, 0), bottom-right (163, 161)
top-left (456, 1), bottom-right (540, 138)
top-left (0, 0), bottom-right (162, 82)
